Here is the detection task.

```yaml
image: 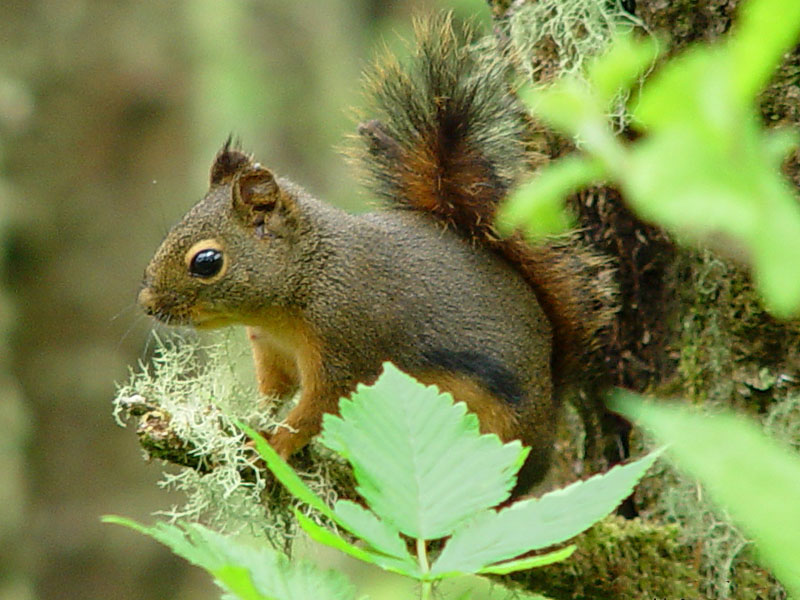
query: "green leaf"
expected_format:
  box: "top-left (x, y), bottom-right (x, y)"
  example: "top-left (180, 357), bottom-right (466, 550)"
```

top-left (240, 421), bottom-right (420, 576)
top-left (475, 544), bottom-right (576, 575)
top-left (521, 79), bottom-right (599, 137)
top-left (611, 393), bottom-right (800, 597)
top-left (524, 81), bottom-right (626, 166)
top-left (622, 131), bottom-right (755, 238)
top-left (103, 515), bottom-right (216, 571)
top-left (215, 565), bottom-right (270, 600)
top-left (634, 49), bottom-right (739, 135)
top-left (514, 1), bottom-right (800, 317)
top-left (623, 42), bottom-right (800, 317)
top-left (333, 500), bottom-right (411, 561)
top-left (499, 156), bottom-right (602, 237)
top-left (430, 450), bottom-right (661, 576)
top-left (294, 509), bottom-right (420, 578)
top-left (586, 33), bottom-right (660, 106)
top-left (103, 516), bottom-right (355, 600)
top-left (619, 115), bottom-right (800, 318)
top-left (318, 363), bottom-right (527, 540)
top-left (750, 175), bottom-right (800, 318)
top-left (728, 0), bottom-right (800, 101)
top-left (440, 578), bottom-right (549, 600)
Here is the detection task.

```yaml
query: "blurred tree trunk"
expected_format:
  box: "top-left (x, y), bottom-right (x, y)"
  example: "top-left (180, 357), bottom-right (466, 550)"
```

top-left (0, 152), bottom-right (34, 600)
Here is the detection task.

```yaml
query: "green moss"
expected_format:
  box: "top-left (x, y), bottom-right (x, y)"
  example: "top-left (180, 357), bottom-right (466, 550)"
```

top-left (634, 247), bottom-right (800, 599)
top-left (503, 515), bottom-right (701, 599)
top-left (676, 250), bottom-right (800, 415)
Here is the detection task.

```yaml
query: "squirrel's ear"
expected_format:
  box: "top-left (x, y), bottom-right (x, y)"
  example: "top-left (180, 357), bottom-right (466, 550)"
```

top-left (231, 165), bottom-right (297, 239)
top-left (232, 164), bottom-right (280, 211)
top-left (210, 139), bottom-right (252, 185)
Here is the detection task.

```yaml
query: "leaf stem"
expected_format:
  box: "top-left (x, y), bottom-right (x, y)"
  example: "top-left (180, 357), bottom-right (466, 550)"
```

top-left (420, 581), bottom-right (432, 600)
top-left (416, 538), bottom-right (431, 600)
top-left (416, 537), bottom-right (429, 572)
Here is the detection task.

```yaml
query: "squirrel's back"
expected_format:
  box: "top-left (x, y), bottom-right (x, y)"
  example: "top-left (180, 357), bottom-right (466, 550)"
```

top-left (311, 207), bottom-right (553, 393)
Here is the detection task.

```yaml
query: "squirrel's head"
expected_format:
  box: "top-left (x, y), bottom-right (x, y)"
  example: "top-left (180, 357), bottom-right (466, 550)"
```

top-left (138, 141), bottom-right (313, 328)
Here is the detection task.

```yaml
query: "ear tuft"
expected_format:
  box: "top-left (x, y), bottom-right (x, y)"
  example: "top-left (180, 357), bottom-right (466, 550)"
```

top-left (210, 136), bottom-right (252, 185)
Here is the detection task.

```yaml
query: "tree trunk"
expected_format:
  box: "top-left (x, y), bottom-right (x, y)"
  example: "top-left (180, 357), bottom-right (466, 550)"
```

top-left (486, 1), bottom-right (800, 597)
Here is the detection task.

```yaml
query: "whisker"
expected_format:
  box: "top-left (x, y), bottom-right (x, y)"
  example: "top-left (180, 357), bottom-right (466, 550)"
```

top-left (141, 324), bottom-right (165, 361)
top-left (110, 301), bottom-right (139, 323)
top-left (114, 311), bottom-right (152, 353)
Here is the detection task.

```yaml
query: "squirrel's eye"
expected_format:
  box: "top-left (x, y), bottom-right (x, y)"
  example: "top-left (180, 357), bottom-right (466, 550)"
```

top-left (189, 248), bottom-right (224, 279)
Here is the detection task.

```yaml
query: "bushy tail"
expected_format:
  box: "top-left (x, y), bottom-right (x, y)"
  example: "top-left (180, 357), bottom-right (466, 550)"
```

top-left (352, 13), bottom-right (618, 386)
top-left (353, 13), bottom-right (525, 236)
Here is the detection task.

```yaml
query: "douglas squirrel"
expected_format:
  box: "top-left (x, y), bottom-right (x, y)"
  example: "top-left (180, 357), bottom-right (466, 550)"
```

top-left (138, 15), bottom-right (617, 491)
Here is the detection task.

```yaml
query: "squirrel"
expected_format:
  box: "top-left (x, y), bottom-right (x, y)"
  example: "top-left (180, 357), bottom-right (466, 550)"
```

top-left (137, 15), bottom-right (617, 492)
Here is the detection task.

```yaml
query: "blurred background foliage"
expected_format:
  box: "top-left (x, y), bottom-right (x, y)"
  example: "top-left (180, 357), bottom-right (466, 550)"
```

top-left (0, 1), bottom-right (491, 598)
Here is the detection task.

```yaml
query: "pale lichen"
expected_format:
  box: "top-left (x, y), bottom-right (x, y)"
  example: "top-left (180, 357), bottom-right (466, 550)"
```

top-left (113, 330), bottom-right (355, 551)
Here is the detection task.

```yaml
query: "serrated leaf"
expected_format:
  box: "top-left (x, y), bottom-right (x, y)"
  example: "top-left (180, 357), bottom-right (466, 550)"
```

top-left (476, 544), bottom-right (576, 575)
top-left (103, 516), bottom-right (355, 600)
top-left (295, 509), bottom-right (421, 578)
top-left (294, 510), bottom-right (383, 565)
top-left (333, 500), bottom-right (411, 561)
top-left (318, 363), bottom-right (527, 540)
top-left (611, 393), bottom-right (800, 597)
top-left (430, 450), bottom-right (661, 576)
top-left (241, 422), bottom-right (419, 576)
top-left (103, 515), bottom-right (214, 568)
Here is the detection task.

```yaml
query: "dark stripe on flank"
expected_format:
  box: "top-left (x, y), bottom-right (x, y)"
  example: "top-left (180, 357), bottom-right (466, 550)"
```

top-left (422, 349), bottom-right (525, 405)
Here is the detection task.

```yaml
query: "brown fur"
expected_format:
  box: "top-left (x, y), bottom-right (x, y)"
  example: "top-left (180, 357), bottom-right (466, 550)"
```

top-left (500, 237), bottom-right (618, 387)
top-left (244, 311), bottom-right (331, 460)
top-left (247, 320), bottom-right (301, 398)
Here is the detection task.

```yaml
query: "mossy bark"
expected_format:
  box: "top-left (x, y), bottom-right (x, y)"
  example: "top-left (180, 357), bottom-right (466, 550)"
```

top-left (486, 0), bottom-right (800, 598)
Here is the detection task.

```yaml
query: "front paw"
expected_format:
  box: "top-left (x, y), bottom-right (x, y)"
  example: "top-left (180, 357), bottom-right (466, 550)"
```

top-left (268, 425), bottom-right (308, 461)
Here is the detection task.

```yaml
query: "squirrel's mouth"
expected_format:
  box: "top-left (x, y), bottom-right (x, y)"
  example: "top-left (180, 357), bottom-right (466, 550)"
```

top-left (190, 312), bottom-right (238, 329)
top-left (138, 286), bottom-right (232, 328)
top-left (138, 286), bottom-right (183, 325)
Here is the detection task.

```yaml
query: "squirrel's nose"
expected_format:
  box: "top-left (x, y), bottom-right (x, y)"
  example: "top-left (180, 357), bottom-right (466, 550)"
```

top-left (138, 286), bottom-right (157, 316)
